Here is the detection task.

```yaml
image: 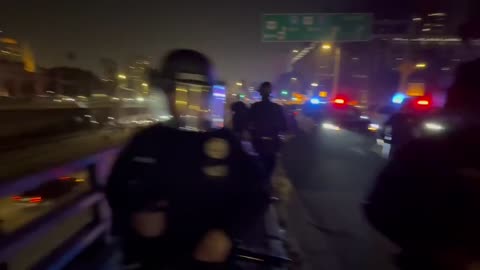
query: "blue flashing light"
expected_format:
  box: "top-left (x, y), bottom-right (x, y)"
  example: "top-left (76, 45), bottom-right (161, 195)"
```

top-left (213, 85), bottom-right (226, 90)
top-left (392, 93), bottom-right (407, 104)
top-left (310, 98), bottom-right (321, 104)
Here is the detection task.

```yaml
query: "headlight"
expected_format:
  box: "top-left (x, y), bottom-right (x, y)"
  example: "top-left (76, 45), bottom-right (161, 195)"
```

top-left (368, 123), bottom-right (380, 131)
top-left (424, 122), bottom-right (445, 131)
top-left (322, 122), bottom-right (340, 131)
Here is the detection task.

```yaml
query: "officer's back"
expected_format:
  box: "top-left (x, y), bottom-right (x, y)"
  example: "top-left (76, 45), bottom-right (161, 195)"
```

top-left (249, 82), bottom-right (286, 138)
top-left (107, 125), bottom-right (267, 249)
top-left (106, 50), bottom-right (268, 269)
top-left (365, 59), bottom-right (480, 269)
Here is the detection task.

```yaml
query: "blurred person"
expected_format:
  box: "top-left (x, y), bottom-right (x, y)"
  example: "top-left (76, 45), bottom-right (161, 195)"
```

top-left (381, 102), bottom-right (419, 158)
top-left (230, 99), bottom-right (249, 138)
top-left (106, 49), bottom-right (269, 270)
top-left (249, 82), bottom-right (287, 179)
top-left (365, 59), bottom-right (480, 270)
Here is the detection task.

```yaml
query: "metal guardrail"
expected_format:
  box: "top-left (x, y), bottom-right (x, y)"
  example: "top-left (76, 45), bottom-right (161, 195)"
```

top-left (0, 149), bottom-right (118, 270)
top-left (235, 203), bottom-right (292, 269)
top-left (0, 147), bottom-right (291, 269)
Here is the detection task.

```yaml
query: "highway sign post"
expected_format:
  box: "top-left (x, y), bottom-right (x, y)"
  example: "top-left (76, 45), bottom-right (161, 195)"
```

top-left (262, 13), bottom-right (372, 42)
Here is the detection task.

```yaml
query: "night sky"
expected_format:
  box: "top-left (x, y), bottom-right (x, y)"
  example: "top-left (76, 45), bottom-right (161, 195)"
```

top-left (0, 0), bottom-right (464, 83)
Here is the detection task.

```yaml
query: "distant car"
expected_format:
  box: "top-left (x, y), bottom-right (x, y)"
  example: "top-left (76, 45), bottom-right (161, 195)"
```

top-left (12, 176), bottom-right (83, 206)
top-left (378, 98), bottom-right (441, 157)
top-left (301, 99), bottom-right (372, 134)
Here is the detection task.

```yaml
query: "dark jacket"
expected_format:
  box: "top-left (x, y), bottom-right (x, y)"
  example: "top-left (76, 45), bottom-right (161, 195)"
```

top-left (249, 100), bottom-right (287, 138)
top-left (249, 100), bottom-right (287, 155)
top-left (106, 125), bottom-right (269, 257)
top-left (231, 101), bottom-right (249, 134)
top-left (365, 125), bottom-right (480, 262)
top-left (383, 112), bottom-right (419, 146)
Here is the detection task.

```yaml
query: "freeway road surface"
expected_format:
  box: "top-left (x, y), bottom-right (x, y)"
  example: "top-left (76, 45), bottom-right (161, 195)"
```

top-left (281, 128), bottom-right (398, 270)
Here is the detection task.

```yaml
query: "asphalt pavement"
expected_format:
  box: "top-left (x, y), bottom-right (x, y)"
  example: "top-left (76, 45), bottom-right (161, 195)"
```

top-left (281, 128), bottom-right (398, 270)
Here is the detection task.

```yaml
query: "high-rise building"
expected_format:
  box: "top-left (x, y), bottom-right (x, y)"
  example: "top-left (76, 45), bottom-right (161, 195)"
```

top-left (0, 32), bottom-right (41, 97)
top-left (127, 56), bottom-right (150, 95)
top-left (280, 11), bottom-right (478, 107)
top-left (412, 12), bottom-right (449, 36)
top-left (0, 35), bottom-right (22, 63)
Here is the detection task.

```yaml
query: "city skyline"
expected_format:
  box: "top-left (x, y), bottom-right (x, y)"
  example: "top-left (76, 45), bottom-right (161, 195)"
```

top-left (0, 0), bottom-right (466, 83)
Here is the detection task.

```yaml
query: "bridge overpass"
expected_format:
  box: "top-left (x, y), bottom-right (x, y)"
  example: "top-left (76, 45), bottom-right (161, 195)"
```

top-left (0, 124), bottom-right (291, 270)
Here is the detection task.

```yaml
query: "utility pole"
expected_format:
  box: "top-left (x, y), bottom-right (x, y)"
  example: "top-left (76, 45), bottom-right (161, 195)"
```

top-left (332, 47), bottom-right (342, 98)
top-left (329, 28), bottom-right (341, 98)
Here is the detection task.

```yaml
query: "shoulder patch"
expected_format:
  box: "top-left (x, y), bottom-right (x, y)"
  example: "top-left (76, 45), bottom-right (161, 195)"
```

top-left (202, 165), bottom-right (229, 177)
top-left (204, 138), bottom-right (230, 160)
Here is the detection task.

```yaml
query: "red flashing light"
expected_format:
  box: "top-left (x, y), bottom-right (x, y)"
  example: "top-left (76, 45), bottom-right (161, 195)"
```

top-left (59, 176), bottom-right (72, 181)
top-left (29, 197), bottom-right (42, 203)
top-left (334, 98), bottom-right (345, 104)
top-left (417, 100), bottom-right (429, 106)
top-left (12, 196), bottom-right (21, 201)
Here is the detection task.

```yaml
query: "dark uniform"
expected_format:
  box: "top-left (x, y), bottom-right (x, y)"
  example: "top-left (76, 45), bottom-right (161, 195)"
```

top-left (366, 126), bottom-right (480, 269)
top-left (107, 125), bottom-right (268, 269)
top-left (230, 101), bottom-right (249, 137)
top-left (106, 50), bottom-right (269, 269)
top-left (249, 99), bottom-right (287, 178)
top-left (382, 112), bottom-right (418, 157)
top-left (365, 59), bottom-right (480, 269)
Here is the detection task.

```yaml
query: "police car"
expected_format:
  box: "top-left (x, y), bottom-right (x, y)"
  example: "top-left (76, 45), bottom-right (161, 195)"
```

top-left (378, 95), bottom-right (442, 157)
top-left (301, 97), bottom-right (372, 134)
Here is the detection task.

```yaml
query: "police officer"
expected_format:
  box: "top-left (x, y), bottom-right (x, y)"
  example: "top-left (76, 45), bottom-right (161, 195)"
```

top-left (381, 103), bottom-right (418, 158)
top-left (230, 99), bottom-right (249, 138)
top-left (365, 59), bottom-right (480, 269)
top-left (249, 82), bottom-right (287, 179)
top-left (106, 49), bottom-right (269, 270)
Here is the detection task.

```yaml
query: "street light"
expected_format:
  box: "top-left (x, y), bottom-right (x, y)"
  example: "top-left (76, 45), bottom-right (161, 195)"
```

top-left (415, 63), bottom-right (427, 69)
top-left (319, 91), bottom-right (328, 98)
top-left (117, 74), bottom-right (127, 79)
top-left (321, 43), bottom-right (332, 50)
top-left (141, 82), bottom-right (148, 87)
top-left (235, 82), bottom-right (243, 86)
top-left (311, 82), bottom-right (319, 87)
top-left (292, 49), bottom-right (299, 53)
top-left (290, 77), bottom-right (297, 81)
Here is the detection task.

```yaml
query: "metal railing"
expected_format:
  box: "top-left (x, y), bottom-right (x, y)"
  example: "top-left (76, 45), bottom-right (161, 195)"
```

top-left (0, 149), bottom-right (118, 270)
top-left (0, 147), bottom-right (291, 269)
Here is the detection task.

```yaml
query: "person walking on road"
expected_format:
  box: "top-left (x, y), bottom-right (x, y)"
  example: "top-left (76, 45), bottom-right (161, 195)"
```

top-left (365, 59), bottom-right (480, 270)
top-left (230, 99), bottom-right (249, 138)
top-left (106, 49), bottom-right (269, 270)
top-left (249, 82), bottom-right (287, 179)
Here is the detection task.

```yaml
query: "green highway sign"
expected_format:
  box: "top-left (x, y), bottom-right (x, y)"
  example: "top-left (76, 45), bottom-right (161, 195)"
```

top-left (262, 13), bottom-right (372, 42)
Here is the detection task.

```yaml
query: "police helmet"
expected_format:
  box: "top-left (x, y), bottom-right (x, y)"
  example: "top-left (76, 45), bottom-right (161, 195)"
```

top-left (150, 49), bottom-right (214, 93)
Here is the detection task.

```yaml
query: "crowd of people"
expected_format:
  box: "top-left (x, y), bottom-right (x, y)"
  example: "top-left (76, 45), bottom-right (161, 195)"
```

top-left (105, 48), bottom-right (480, 270)
top-left (106, 49), bottom-right (286, 270)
